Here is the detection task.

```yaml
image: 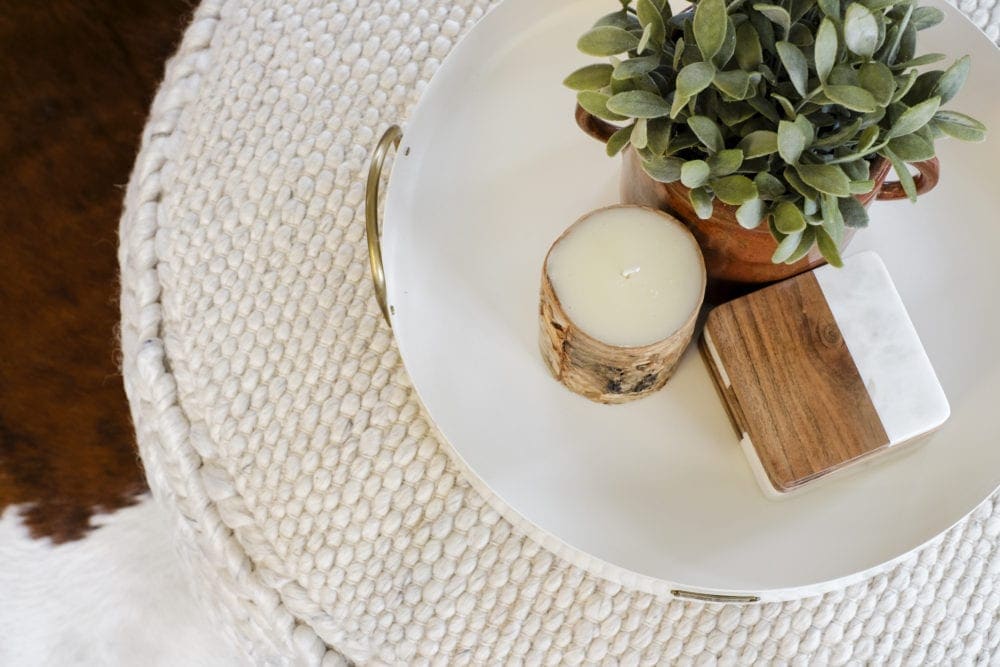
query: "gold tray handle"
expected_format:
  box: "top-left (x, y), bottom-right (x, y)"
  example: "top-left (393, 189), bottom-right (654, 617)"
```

top-left (365, 125), bottom-right (403, 326)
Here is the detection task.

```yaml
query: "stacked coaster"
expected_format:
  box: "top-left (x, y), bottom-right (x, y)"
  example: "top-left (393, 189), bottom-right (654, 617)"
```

top-left (702, 252), bottom-right (949, 496)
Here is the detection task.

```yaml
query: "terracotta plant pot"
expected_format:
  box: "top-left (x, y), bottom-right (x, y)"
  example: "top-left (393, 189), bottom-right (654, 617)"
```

top-left (576, 105), bottom-right (940, 286)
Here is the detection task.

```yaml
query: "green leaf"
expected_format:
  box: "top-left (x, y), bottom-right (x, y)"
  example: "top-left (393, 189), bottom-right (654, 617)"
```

top-left (750, 11), bottom-right (777, 54)
top-left (637, 0), bottom-right (667, 49)
top-left (844, 3), bottom-right (879, 57)
top-left (564, 64), bottom-right (614, 91)
top-left (606, 124), bottom-right (634, 157)
top-left (856, 125), bottom-right (880, 153)
top-left (815, 18), bottom-right (838, 83)
top-left (881, 3), bottom-right (913, 65)
top-left (900, 24), bottom-right (918, 65)
top-left (773, 201), bottom-right (807, 233)
top-left (646, 117), bottom-right (673, 154)
top-left (767, 94), bottom-right (793, 119)
top-left (630, 72), bottom-right (661, 94)
top-left (735, 21), bottom-right (763, 70)
top-left (711, 175), bottom-right (758, 204)
top-left (681, 159), bottom-right (712, 187)
top-left (595, 10), bottom-right (641, 30)
top-left (778, 120), bottom-right (807, 163)
top-left (688, 116), bottom-right (725, 152)
top-left (754, 4), bottom-right (791, 38)
top-left (747, 95), bottom-right (781, 123)
top-left (772, 230), bottom-right (804, 263)
top-left (858, 62), bottom-right (895, 106)
top-left (649, 70), bottom-right (671, 96)
top-left (641, 155), bottom-right (686, 182)
top-left (813, 118), bottom-right (862, 148)
top-left (862, 107), bottom-right (887, 130)
top-left (887, 96), bottom-right (940, 139)
top-left (673, 37), bottom-right (686, 71)
top-left (923, 121), bottom-right (945, 141)
top-left (794, 114), bottom-right (815, 145)
top-left (577, 26), bottom-right (640, 56)
top-left (713, 69), bottom-right (753, 99)
top-left (612, 56), bottom-right (660, 80)
top-left (849, 179), bottom-right (876, 193)
top-left (607, 90), bottom-right (673, 118)
top-left (838, 196), bottom-right (870, 227)
top-left (695, 0), bottom-right (729, 60)
top-left (708, 148), bottom-right (745, 175)
top-left (882, 147), bottom-right (918, 201)
top-left (672, 61), bottom-right (717, 117)
top-left (892, 70), bottom-right (918, 103)
top-left (932, 110), bottom-right (987, 142)
top-left (933, 55), bottom-right (971, 105)
top-left (894, 53), bottom-right (946, 69)
top-left (829, 64), bottom-right (860, 87)
top-left (911, 5), bottom-right (945, 30)
top-left (714, 19), bottom-right (738, 67)
top-left (775, 41), bottom-right (809, 96)
top-left (887, 134), bottom-right (935, 161)
top-left (796, 164), bottom-right (851, 196)
top-left (785, 226), bottom-right (817, 263)
top-left (788, 22), bottom-right (814, 46)
top-left (666, 131), bottom-right (701, 154)
top-left (637, 23), bottom-right (654, 55)
top-left (841, 158), bottom-right (871, 181)
top-left (754, 172), bottom-right (786, 198)
top-left (820, 193), bottom-right (846, 245)
top-left (718, 101), bottom-right (756, 126)
top-left (631, 118), bottom-right (649, 149)
top-left (784, 167), bottom-right (819, 198)
top-left (803, 197), bottom-right (820, 217)
top-left (690, 187), bottom-right (716, 218)
top-left (815, 226), bottom-right (844, 267)
top-left (676, 61), bottom-right (719, 97)
top-left (577, 91), bottom-right (629, 122)
top-left (818, 0), bottom-right (841, 18)
top-left (903, 70), bottom-right (943, 106)
top-left (823, 85), bottom-right (878, 112)
top-left (736, 197), bottom-right (766, 228)
top-left (739, 130), bottom-right (779, 158)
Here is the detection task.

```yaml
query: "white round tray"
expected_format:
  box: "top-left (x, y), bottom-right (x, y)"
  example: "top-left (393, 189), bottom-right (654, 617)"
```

top-left (373, 0), bottom-right (1000, 600)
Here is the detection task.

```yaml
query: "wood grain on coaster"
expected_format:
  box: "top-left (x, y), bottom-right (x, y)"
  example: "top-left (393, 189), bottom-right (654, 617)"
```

top-left (704, 272), bottom-right (889, 491)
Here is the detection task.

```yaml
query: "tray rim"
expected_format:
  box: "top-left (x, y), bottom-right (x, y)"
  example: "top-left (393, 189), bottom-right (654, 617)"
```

top-left (371, 0), bottom-right (1000, 600)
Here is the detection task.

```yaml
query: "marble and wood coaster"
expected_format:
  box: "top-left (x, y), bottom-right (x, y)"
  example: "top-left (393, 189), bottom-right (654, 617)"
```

top-left (701, 251), bottom-right (950, 497)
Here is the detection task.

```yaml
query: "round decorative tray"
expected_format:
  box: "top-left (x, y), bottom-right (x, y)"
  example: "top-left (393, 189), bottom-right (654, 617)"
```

top-left (368, 0), bottom-right (1000, 600)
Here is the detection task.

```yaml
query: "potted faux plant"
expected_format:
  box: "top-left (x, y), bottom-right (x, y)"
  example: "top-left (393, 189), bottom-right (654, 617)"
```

top-left (567, 0), bottom-right (986, 283)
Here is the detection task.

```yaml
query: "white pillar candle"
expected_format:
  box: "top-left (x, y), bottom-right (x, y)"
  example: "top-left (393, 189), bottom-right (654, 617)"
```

top-left (539, 205), bottom-right (706, 404)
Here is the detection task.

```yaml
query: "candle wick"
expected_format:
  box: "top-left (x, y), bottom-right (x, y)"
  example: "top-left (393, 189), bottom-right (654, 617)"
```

top-left (621, 265), bottom-right (641, 279)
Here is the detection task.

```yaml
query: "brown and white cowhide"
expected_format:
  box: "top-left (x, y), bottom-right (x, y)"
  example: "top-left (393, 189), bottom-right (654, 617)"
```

top-left (0, 3), bottom-right (241, 663)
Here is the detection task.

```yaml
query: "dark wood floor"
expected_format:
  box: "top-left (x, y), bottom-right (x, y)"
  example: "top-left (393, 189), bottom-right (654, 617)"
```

top-left (0, 1), bottom-right (193, 541)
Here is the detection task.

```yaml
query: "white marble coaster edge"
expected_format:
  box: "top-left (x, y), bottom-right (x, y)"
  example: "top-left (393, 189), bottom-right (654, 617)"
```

top-left (814, 250), bottom-right (951, 445)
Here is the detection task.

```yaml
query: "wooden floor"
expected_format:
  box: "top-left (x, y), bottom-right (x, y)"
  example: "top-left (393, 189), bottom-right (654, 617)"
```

top-left (0, 1), bottom-right (193, 541)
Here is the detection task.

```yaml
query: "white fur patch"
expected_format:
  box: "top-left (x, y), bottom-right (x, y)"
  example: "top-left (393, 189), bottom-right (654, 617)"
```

top-left (0, 497), bottom-right (244, 666)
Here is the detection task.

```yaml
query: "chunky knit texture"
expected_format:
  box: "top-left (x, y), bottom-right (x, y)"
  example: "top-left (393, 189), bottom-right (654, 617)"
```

top-left (119, 0), bottom-right (1000, 663)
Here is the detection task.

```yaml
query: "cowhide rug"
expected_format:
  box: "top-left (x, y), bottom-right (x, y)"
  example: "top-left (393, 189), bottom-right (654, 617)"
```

top-left (0, 3), bottom-right (242, 663)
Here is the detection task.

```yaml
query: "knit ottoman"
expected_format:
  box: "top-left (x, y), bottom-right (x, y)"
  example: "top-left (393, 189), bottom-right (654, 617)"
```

top-left (119, 0), bottom-right (1000, 663)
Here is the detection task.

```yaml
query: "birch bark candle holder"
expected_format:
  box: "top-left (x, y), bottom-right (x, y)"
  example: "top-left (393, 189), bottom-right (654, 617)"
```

top-left (539, 205), bottom-right (706, 404)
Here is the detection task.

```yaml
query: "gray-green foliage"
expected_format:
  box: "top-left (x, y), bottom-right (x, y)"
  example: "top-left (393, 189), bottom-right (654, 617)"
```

top-left (566, 0), bottom-right (985, 267)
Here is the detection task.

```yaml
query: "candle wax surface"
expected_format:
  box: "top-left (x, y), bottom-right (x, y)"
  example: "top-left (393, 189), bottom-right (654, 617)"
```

top-left (546, 207), bottom-right (703, 348)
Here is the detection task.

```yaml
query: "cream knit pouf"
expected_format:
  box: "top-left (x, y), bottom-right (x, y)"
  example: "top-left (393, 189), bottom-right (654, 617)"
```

top-left (119, 0), bottom-right (1000, 663)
